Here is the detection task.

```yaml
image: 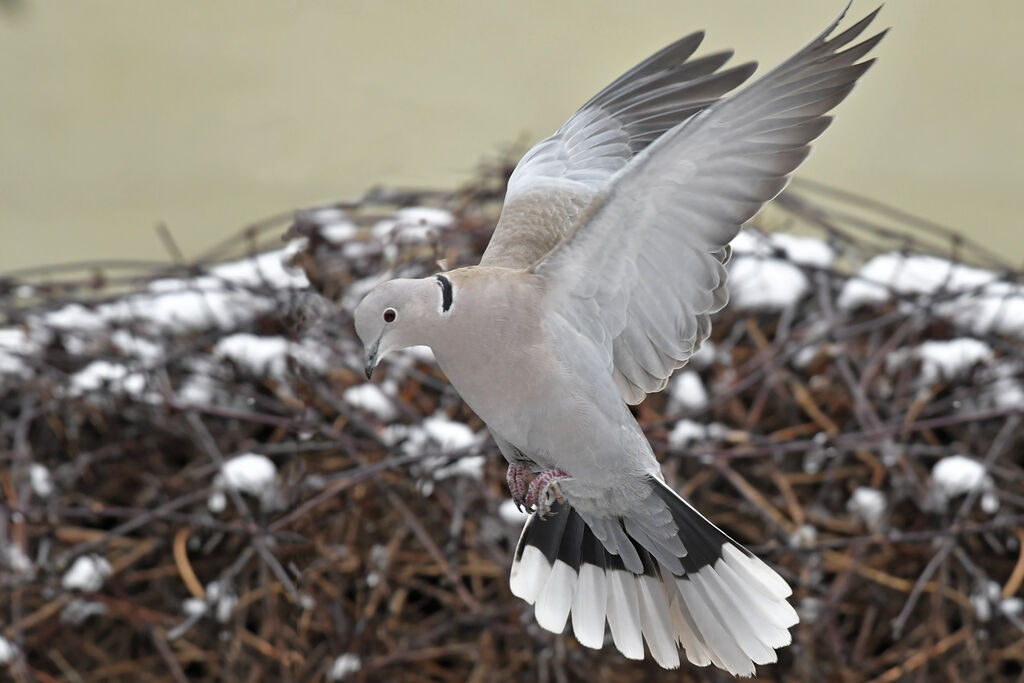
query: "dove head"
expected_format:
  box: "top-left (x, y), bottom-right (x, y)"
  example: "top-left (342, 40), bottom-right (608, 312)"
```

top-left (354, 276), bottom-right (450, 379)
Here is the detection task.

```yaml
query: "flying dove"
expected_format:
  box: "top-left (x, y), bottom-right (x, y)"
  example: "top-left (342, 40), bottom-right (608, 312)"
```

top-left (354, 3), bottom-right (884, 675)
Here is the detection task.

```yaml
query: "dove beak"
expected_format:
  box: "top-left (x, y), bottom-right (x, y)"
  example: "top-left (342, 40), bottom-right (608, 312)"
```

top-left (364, 338), bottom-right (381, 380)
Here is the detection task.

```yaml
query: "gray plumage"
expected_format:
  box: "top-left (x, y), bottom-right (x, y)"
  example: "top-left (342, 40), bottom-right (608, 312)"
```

top-left (354, 2), bottom-right (885, 675)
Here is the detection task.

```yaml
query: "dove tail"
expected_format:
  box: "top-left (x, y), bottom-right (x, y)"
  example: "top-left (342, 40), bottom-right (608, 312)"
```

top-left (509, 479), bottom-right (799, 675)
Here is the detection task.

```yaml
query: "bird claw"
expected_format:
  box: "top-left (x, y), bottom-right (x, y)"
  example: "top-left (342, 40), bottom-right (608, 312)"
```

top-left (505, 464), bottom-right (571, 516)
top-left (526, 469), bottom-right (570, 518)
top-left (506, 462), bottom-right (530, 511)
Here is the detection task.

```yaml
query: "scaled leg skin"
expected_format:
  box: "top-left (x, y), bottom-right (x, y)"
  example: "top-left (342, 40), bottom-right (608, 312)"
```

top-left (526, 469), bottom-right (570, 517)
top-left (506, 462), bottom-right (530, 510)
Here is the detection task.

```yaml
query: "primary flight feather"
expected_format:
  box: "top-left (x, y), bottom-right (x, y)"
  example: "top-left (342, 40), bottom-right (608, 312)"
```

top-left (354, 2), bottom-right (885, 675)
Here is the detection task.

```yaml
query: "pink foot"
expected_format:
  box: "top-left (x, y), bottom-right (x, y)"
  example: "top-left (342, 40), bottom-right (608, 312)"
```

top-left (526, 469), bottom-right (570, 517)
top-left (506, 462), bottom-right (530, 510)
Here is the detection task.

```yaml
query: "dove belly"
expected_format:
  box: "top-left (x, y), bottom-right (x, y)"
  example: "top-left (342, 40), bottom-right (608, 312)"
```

top-left (433, 333), bottom-right (658, 485)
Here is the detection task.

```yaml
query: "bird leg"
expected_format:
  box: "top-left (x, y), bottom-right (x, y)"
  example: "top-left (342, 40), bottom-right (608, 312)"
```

top-left (526, 469), bottom-right (570, 518)
top-left (506, 462), bottom-right (530, 510)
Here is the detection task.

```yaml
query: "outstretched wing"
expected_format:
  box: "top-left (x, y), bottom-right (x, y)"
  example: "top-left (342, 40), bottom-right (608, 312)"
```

top-left (535, 3), bottom-right (886, 404)
top-left (479, 32), bottom-right (756, 269)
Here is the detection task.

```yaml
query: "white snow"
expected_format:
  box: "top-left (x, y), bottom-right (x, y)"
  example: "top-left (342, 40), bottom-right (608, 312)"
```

top-left (970, 579), bottom-right (1003, 622)
top-left (415, 415), bottom-right (484, 479)
top-left (986, 371), bottom-right (1024, 410)
top-left (1002, 597), bottom-right (1024, 617)
top-left (100, 287), bottom-right (271, 333)
top-left (667, 420), bottom-right (728, 449)
top-left (839, 253), bottom-right (995, 309)
top-left (498, 499), bottom-right (530, 525)
top-left (4, 543), bottom-right (32, 574)
top-left (689, 340), bottom-right (717, 369)
top-left (732, 231), bottom-right (835, 268)
top-left (342, 241), bottom-right (382, 261)
top-left (668, 420), bottom-right (708, 449)
top-left (329, 653), bottom-right (362, 681)
top-left (788, 523), bottom-right (818, 548)
top-left (373, 207), bottom-right (454, 241)
top-left (42, 303), bottom-right (107, 332)
top-left (321, 222), bottom-right (359, 243)
top-left (80, 248), bottom-right (308, 335)
top-left (205, 580), bottom-right (238, 623)
top-left (61, 598), bottom-right (109, 625)
top-left (214, 333), bottom-right (291, 378)
top-left (422, 415), bottom-right (477, 451)
top-left (910, 338), bottom-right (993, 384)
top-left (0, 636), bottom-right (18, 665)
top-left (667, 370), bottom-right (709, 412)
top-left (838, 254), bottom-right (1024, 338)
top-left (182, 597), bottom-right (208, 618)
top-left (110, 330), bottom-right (164, 362)
top-left (208, 249), bottom-right (309, 290)
top-left (931, 455), bottom-right (999, 512)
top-left (847, 487), bottom-right (886, 528)
top-left (432, 455), bottom-right (486, 481)
top-left (62, 554), bottom-right (113, 592)
top-left (769, 233), bottom-right (835, 268)
top-left (299, 206), bottom-right (358, 244)
top-left (343, 382), bottom-right (398, 422)
top-left (177, 372), bottom-right (220, 405)
top-left (288, 337), bottom-right (332, 374)
top-left (29, 464), bottom-right (53, 498)
top-left (797, 596), bottom-right (825, 624)
top-left (951, 280), bottom-right (1024, 337)
top-left (210, 453), bottom-right (278, 512)
top-left (66, 360), bottom-right (148, 399)
top-left (0, 327), bottom-right (35, 378)
top-left (727, 256), bottom-right (810, 310)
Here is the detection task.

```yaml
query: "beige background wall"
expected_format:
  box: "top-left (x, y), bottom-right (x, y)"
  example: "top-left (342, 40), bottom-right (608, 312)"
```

top-left (1, 1), bottom-right (1020, 271)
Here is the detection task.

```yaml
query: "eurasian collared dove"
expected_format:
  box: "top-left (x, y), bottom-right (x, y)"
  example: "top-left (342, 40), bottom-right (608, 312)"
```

top-left (354, 3), bottom-right (884, 675)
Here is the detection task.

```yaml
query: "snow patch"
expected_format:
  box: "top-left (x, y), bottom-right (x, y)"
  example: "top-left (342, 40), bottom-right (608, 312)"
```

top-left (214, 333), bottom-right (291, 378)
top-left (667, 370), bottom-right (709, 412)
top-left (0, 327), bottom-right (36, 378)
top-left (329, 653), bottom-right (362, 681)
top-left (62, 554), bottom-right (113, 592)
top-left (838, 253), bottom-right (1024, 338)
top-left (847, 487), bottom-right (886, 528)
top-left (205, 580), bottom-right (238, 623)
top-left (732, 231), bottom-right (834, 268)
top-left (931, 455), bottom-right (998, 512)
top-left (66, 360), bottom-right (149, 399)
top-left (432, 455), bottom-right (486, 481)
top-left (889, 338), bottom-right (994, 385)
top-left (208, 249), bottom-right (309, 290)
top-left (0, 636), bottom-right (18, 665)
top-left (373, 207), bottom-right (454, 241)
top-left (110, 329), bottom-right (164, 362)
top-left (343, 382), bottom-right (398, 421)
top-left (728, 257), bottom-right (810, 310)
top-left (61, 598), bottom-right (109, 625)
top-left (669, 420), bottom-right (705, 449)
top-left (422, 414), bottom-right (477, 451)
top-left (29, 464), bottom-right (53, 499)
top-left (498, 499), bottom-right (530, 525)
top-left (42, 303), bottom-right (107, 332)
top-left (210, 453), bottom-right (278, 512)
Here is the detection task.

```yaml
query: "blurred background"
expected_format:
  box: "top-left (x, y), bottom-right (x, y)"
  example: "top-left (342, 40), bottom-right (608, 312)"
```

top-left (0, 0), bottom-right (1021, 272)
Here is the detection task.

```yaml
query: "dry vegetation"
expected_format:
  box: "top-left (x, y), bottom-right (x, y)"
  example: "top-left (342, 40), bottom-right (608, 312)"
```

top-left (1, 163), bottom-right (1023, 682)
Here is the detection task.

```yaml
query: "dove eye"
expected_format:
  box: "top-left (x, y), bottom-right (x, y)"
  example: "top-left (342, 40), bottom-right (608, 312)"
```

top-left (383, 308), bottom-right (397, 323)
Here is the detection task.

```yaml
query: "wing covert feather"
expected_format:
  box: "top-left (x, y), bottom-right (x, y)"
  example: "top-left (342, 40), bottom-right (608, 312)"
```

top-left (534, 3), bottom-right (885, 403)
top-left (481, 33), bottom-right (756, 269)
